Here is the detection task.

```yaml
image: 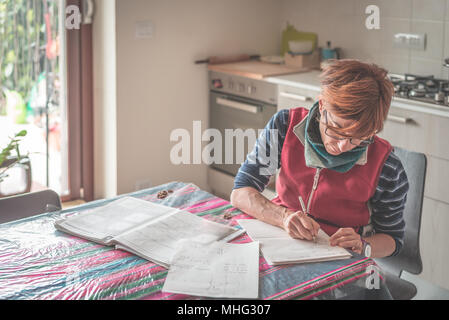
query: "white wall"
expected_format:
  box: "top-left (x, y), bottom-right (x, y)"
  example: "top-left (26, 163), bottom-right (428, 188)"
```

top-left (113, 0), bottom-right (281, 195)
top-left (280, 0), bottom-right (449, 78)
top-left (93, 0), bottom-right (117, 199)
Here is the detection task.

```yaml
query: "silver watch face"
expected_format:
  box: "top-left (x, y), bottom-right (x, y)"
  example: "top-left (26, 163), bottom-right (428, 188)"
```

top-left (364, 243), bottom-right (372, 257)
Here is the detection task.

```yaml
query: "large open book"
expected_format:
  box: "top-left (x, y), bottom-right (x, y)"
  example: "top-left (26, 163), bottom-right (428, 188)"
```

top-left (237, 219), bottom-right (352, 265)
top-left (55, 197), bottom-right (242, 268)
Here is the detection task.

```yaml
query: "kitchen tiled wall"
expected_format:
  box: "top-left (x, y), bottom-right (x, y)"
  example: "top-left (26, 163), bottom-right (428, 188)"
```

top-left (280, 0), bottom-right (449, 78)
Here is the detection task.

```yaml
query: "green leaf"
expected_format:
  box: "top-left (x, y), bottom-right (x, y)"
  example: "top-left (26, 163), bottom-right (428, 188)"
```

top-left (5, 50), bottom-right (16, 63)
top-left (15, 145), bottom-right (21, 158)
top-left (15, 130), bottom-right (27, 137)
top-left (26, 9), bottom-right (33, 23)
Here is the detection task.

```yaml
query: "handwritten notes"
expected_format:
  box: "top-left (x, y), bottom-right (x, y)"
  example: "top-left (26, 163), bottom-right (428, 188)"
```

top-left (162, 241), bottom-right (259, 298)
top-left (112, 209), bottom-right (241, 268)
top-left (237, 219), bottom-right (351, 265)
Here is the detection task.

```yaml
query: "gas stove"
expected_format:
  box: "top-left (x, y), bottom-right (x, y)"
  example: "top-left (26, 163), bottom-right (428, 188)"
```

top-left (389, 73), bottom-right (449, 107)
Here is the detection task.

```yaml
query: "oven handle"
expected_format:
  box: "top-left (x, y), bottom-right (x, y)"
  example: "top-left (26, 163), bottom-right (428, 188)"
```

top-left (279, 91), bottom-right (313, 102)
top-left (387, 115), bottom-right (412, 124)
top-left (216, 97), bottom-right (260, 114)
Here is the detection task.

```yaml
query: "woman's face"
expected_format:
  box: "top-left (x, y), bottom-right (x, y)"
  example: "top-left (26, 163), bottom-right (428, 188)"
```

top-left (317, 100), bottom-right (359, 156)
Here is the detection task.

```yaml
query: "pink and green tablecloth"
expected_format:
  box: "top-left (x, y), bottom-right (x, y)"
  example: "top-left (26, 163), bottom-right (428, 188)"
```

top-left (0, 181), bottom-right (391, 300)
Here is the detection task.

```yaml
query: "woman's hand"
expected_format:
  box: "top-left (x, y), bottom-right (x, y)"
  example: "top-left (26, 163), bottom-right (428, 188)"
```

top-left (283, 211), bottom-right (320, 241)
top-left (329, 228), bottom-right (363, 254)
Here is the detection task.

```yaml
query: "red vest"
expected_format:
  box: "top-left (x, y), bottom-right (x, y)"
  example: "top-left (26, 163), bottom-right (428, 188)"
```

top-left (272, 107), bottom-right (393, 236)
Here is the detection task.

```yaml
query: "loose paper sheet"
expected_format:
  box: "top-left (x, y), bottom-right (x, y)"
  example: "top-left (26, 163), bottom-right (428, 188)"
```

top-left (162, 241), bottom-right (259, 298)
top-left (237, 219), bottom-right (351, 265)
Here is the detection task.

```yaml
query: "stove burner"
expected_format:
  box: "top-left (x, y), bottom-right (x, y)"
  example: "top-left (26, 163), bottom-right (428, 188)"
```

top-left (409, 89), bottom-right (426, 97)
top-left (426, 80), bottom-right (437, 87)
top-left (391, 74), bottom-right (449, 106)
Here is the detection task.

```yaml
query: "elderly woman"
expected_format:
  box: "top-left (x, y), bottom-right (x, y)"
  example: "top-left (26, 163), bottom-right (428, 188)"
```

top-left (230, 59), bottom-right (408, 259)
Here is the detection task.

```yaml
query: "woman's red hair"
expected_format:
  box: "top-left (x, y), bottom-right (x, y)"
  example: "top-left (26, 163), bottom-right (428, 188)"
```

top-left (319, 59), bottom-right (394, 139)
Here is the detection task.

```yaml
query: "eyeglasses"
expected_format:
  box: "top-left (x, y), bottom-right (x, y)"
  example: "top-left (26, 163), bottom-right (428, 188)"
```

top-left (318, 109), bottom-right (374, 147)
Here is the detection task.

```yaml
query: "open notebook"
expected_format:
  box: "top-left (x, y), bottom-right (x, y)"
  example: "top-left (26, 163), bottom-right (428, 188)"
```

top-left (55, 197), bottom-right (242, 268)
top-left (237, 219), bottom-right (352, 265)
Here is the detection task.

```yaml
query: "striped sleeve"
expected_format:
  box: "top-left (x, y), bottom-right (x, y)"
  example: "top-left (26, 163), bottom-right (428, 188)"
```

top-left (369, 151), bottom-right (409, 257)
top-left (233, 109), bottom-right (289, 192)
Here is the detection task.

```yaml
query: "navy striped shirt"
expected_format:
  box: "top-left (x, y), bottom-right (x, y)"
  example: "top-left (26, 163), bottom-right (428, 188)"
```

top-left (233, 109), bottom-right (408, 257)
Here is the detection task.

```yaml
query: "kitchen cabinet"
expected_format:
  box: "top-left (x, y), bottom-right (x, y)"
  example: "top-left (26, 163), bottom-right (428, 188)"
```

top-left (379, 107), bottom-right (449, 205)
top-left (277, 84), bottom-right (320, 111)
top-left (420, 197), bottom-right (449, 286)
top-left (266, 70), bottom-right (321, 111)
top-left (386, 109), bottom-right (449, 160)
top-left (377, 105), bottom-right (449, 290)
top-left (425, 156), bottom-right (449, 203)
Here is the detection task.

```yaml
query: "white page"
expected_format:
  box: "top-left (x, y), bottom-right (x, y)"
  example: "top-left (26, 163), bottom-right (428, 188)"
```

top-left (113, 210), bottom-right (241, 267)
top-left (162, 241), bottom-right (259, 298)
top-left (55, 197), bottom-right (177, 241)
top-left (259, 236), bottom-right (351, 265)
top-left (237, 219), bottom-right (351, 265)
top-left (237, 218), bottom-right (291, 239)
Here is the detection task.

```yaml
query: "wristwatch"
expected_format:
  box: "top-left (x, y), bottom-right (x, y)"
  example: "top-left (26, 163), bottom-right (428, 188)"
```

top-left (361, 238), bottom-right (372, 258)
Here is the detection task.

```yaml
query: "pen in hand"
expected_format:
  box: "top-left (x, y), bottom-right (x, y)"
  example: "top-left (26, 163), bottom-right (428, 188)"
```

top-left (298, 196), bottom-right (317, 243)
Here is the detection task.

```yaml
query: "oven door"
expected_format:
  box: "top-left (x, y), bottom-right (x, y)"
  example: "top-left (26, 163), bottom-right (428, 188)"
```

top-left (209, 91), bottom-right (277, 176)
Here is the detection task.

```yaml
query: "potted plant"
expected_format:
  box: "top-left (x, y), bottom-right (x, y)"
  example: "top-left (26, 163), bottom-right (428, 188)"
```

top-left (0, 130), bottom-right (31, 196)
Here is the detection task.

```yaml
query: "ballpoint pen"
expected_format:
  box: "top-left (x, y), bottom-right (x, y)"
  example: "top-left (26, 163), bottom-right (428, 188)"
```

top-left (298, 196), bottom-right (317, 243)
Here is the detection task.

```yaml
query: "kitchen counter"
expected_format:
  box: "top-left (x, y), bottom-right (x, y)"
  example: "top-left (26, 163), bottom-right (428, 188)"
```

top-left (266, 70), bottom-right (449, 118)
top-left (265, 70), bottom-right (322, 91)
top-left (207, 60), bottom-right (310, 80)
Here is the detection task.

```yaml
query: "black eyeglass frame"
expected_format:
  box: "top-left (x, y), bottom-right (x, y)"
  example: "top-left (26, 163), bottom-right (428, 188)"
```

top-left (317, 109), bottom-right (375, 147)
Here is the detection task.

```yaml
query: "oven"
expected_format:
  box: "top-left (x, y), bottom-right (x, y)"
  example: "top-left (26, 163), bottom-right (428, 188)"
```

top-left (208, 71), bottom-right (277, 198)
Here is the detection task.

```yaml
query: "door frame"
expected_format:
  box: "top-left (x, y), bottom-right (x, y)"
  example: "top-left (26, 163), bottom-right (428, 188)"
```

top-left (63, 0), bottom-right (93, 202)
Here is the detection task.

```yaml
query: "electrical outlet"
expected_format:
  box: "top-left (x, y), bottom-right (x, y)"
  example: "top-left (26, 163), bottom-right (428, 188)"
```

top-left (135, 21), bottom-right (154, 39)
top-left (393, 33), bottom-right (426, 50)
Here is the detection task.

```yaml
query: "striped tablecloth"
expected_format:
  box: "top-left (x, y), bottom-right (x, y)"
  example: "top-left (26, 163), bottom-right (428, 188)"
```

top-left (0, 181), bottom-right (391, 300)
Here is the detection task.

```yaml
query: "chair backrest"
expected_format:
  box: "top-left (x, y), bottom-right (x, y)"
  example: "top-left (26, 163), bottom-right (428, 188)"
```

top-left (375, 147), bottom-right (427, 277)
top-left (0, 189), bottom-right (62, 224)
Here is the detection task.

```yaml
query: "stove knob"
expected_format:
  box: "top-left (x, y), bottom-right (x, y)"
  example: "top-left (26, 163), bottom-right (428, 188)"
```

top-left (238, 83), bottom-right (245, 93)
top-left (212, 79), bottom-right (223, 89)
top-left (435, 91), bottom-right (445, 102)
top-left (248, 85), bottom-right (257, 95)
